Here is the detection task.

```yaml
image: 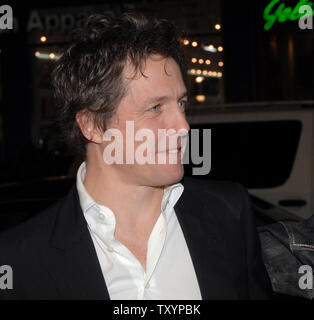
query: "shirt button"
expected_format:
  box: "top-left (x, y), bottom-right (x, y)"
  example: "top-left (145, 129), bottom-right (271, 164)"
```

top-left (107, 246), bottom-right (114, 252)
top-left (99, 213), bottom-right (105, 220)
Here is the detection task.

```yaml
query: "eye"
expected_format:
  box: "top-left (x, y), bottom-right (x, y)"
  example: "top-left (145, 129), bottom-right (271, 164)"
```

top-left (178, 100), bottom-right (188, 109)
top-left (150, 104), bottom-right (161, 112)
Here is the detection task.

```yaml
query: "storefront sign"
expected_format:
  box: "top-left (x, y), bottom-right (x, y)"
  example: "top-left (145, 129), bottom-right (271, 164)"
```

top-left (263, 0), bottom-right (314, 30)
top-left (26, 10), bottom-right (90, 33)
top-left (0, 6), bottom-right (115, 34)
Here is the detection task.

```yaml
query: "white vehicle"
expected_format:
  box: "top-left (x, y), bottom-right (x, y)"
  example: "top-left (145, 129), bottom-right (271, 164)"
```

top-left (186, 101), bottom-right (314, 220)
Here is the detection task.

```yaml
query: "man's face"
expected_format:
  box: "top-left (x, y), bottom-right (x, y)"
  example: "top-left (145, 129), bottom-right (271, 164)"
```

top-left (103, 54), bottom-right (190, 188)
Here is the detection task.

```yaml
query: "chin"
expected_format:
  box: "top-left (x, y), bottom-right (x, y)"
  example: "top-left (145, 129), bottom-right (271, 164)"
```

top-left (154, 164), bottom-right (184, 187)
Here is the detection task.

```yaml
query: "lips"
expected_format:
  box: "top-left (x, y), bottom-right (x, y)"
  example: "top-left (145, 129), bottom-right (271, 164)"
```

top-left (167, 149), bottom-right (180, 154)
top-left (158, 146), bottom-right (182, 153)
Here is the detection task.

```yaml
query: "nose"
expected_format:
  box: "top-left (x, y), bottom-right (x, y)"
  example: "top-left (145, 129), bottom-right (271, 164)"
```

top-left (169, 104), bottom-right (190, 134)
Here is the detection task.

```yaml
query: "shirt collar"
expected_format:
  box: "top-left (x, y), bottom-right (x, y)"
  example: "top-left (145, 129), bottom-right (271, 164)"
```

top-left (161, 183), bottom-right (184, 221)
top-left (76, 161), bottom-right (184, 222)
top-left (76, 161), bottom-right (97, 214)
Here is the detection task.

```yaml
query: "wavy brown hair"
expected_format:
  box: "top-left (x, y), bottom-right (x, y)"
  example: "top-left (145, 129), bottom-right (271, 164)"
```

top-left (51, 12), bottom-right (186, 156)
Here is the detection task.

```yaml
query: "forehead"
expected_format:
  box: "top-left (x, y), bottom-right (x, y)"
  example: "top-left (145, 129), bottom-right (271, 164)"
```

top-left (122, 55), bottom-right (186, 105)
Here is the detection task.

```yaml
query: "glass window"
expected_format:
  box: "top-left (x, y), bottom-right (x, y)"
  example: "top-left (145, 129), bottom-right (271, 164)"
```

top-left (184, 120), bottom-right (302, 188)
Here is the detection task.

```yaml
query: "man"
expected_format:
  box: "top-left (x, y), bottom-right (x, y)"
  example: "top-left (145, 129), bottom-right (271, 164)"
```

top-left (0, 13), bottom-right (271, 299)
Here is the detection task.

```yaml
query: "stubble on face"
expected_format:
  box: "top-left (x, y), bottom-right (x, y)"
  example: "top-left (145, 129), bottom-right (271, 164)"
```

top-left (101, 54), bottom-right (189, 188)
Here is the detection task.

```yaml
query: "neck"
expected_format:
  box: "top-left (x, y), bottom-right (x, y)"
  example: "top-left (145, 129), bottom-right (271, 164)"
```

top-left (83, 153), bottom-right (165, 232)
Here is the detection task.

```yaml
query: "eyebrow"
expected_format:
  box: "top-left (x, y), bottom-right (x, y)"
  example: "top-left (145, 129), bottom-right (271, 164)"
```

top-left (142, 91), bottom-right (188, 106)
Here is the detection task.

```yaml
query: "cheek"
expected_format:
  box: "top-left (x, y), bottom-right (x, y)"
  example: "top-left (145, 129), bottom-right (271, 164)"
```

top-left (104, 118), bottom-right (169, 163)
top-left (101, 121), bottom-right (126, 162)
top-left (133, 121), bottom-right (160, 142)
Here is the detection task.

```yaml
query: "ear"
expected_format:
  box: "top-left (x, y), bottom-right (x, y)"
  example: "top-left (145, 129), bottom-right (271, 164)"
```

top-left (75, 110), bottom-right (103, 144)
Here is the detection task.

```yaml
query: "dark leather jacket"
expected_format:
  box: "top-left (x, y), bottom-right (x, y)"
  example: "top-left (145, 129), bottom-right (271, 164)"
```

top-left (258, 215), bottom-right (314, 299)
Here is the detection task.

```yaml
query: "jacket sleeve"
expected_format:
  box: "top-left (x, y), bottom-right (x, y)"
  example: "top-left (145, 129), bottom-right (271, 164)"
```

top-left (258, 222), bottom-right (314, 300)
top-left (237, 184), bottom-right (273, 299)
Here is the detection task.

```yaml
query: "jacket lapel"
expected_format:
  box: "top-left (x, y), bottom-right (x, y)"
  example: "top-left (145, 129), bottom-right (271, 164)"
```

top-left (41, 179), bottom-right (238, 299)
top-left (174, 178), bottom-right (238, 299)
top-left (42, 187), bottom-right (110, 300)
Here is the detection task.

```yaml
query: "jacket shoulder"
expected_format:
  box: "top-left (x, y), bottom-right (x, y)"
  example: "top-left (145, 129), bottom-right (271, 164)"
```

top-left (182, 176), bottom-right (248, 217)
top-left (0, 188), bottom-right (75, 253)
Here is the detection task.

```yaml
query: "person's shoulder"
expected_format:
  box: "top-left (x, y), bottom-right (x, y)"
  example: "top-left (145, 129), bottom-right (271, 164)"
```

top-left (182, 176), bottom-right (243, 192)
top-left (0, 187), bottom-right (75, 254)
top-left (182, 176), bottom-right (247, 211)
top-left (259, 214), bottom-right (314, 254)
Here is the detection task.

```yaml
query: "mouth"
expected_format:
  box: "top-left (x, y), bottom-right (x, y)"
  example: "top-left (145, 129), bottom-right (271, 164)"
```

top-left (158, 146), bottom-right (182, 154)
top-left (167, 148), bottom-right (181, 154)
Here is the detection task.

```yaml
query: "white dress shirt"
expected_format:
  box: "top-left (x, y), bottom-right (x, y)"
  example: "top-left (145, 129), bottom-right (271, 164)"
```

top-left (76, 162), bottom-right (202, 300)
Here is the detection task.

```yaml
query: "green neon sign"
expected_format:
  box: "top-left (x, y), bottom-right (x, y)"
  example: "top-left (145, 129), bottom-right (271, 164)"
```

top-left (263, 0), bottom-right (314, 30)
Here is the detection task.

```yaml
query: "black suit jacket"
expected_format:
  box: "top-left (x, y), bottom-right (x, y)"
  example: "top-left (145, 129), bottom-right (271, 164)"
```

top-left (0, 177), bottom-right (271, 299)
